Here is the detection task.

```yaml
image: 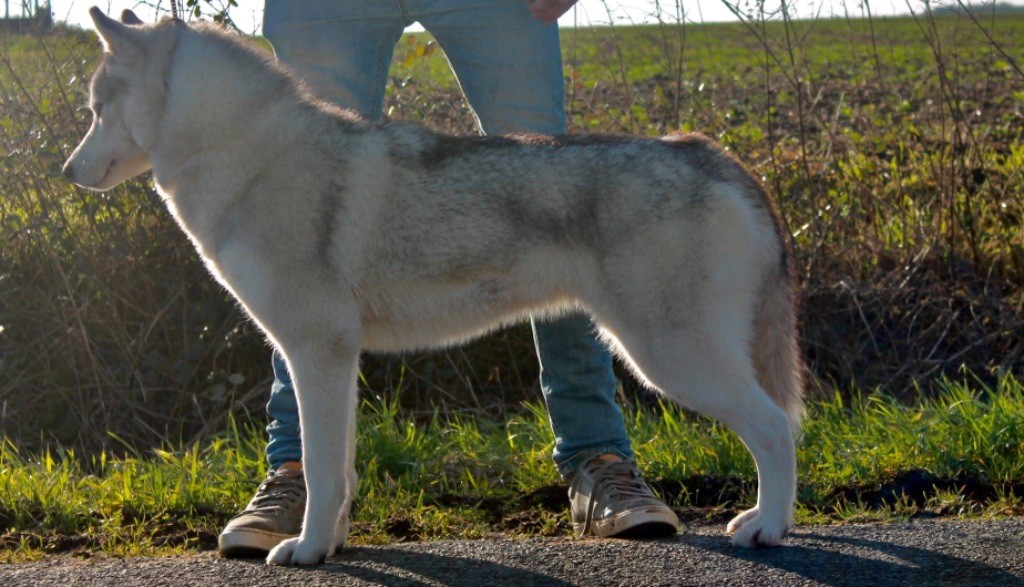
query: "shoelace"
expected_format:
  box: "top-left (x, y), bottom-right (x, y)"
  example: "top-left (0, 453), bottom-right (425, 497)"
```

top-left (245, 470), bottom-right (305, 514)
top-left (579, 460), bottom-right (655, 537)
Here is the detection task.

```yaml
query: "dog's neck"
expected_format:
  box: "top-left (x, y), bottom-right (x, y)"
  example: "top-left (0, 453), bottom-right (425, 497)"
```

top-left (150, 26), bottom-right (310, 195)
top-left (145, 23), bottom-right (373, 255)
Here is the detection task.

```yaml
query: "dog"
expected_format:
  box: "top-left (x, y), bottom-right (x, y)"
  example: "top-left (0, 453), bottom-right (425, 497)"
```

top-left (64, 8), bottom-right (804, 566)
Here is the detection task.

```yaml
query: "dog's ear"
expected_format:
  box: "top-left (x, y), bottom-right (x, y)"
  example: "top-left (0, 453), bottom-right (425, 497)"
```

top-left (120, 9), bottom-right (144, 26)
top-left (89, 7), bottom-right (140, 53)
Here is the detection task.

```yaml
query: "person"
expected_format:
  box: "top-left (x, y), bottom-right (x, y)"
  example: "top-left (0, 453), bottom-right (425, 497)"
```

top-left (218, 0), bottom-right (678, 556)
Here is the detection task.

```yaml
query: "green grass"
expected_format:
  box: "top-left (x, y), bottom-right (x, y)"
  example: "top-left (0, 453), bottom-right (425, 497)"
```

top-left (2, 376), bottom-right (1022, 561)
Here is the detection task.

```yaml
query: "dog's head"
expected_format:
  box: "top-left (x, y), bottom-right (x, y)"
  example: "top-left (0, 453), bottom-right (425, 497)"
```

top-left (63, 8), bottom-right (179, 191)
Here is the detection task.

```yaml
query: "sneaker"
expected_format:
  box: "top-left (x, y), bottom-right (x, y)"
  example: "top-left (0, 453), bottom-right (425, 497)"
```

top-left (569, 456), bottom-right (679, 538)
top-left (218, 462), bottom-right (306, 557)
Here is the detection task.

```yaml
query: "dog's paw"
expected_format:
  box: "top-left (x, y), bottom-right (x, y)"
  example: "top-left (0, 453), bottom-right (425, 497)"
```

top-left (266, 536), bottom-right (330, 566)
top-left (726, 507), bottom-right (789, 548)
top-left (726, 507), bottom-right (760, 535)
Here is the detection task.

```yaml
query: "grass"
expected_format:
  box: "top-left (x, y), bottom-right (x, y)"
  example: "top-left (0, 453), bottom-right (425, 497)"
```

top-left (1, 375), bottom-right (1022, 562)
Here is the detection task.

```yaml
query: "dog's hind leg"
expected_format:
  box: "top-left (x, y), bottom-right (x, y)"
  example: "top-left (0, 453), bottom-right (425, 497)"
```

top-left (266, 334), bottom-right (360, 566)
top-left (613, 334), bottom-right (797, 547)
top-left (711, 379), bottom-right (796, 548)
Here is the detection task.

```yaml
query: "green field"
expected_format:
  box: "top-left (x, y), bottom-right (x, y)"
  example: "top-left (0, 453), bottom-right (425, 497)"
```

top-left (0, 9), bottom-right (1022, 560)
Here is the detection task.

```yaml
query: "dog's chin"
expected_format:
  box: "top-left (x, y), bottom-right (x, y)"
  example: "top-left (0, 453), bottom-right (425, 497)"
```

top-left (81, 177), bottom-right (124, 192)
top-left (78, 160), bottom-right (151, 191)
top-left (74, 178), bottom-right (117, 192)
top-left (73, 173), bottom-right (120, 192)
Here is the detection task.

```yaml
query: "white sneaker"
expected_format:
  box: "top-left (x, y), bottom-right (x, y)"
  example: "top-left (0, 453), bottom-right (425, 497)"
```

top-left (569, 456), bottom-right (679, 538)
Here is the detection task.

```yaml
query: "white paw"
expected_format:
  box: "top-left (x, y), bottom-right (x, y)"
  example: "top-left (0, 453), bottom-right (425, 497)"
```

top-left (727, 507), bottom-right (789, 547)
top-left (266, 536), bottom-right (331, 566)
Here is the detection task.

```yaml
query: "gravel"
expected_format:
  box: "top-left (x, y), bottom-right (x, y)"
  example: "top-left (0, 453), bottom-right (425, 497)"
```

top-left (3, 518), bottom-right (1022, 586)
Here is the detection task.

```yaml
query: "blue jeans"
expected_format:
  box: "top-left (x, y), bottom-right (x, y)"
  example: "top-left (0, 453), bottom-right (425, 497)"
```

top-left (262, 0), bottom-right (632, 479)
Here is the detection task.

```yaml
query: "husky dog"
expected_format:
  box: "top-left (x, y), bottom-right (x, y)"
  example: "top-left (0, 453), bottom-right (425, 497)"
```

top-left (64, 8), bottom-right (804, 565)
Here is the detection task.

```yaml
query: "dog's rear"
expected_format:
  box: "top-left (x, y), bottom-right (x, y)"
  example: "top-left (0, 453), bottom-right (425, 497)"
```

top-left (576, 136), bottom-right (802, 547)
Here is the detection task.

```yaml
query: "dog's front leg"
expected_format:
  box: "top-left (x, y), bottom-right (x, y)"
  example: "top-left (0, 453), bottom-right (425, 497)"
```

top-left (267, 335), bottom-right (360, 566)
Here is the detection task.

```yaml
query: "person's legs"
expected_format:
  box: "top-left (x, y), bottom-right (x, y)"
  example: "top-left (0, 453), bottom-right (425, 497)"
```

top-left (265, 351), bottom-right (302, 469)
top-left (532, 316), bottom-right (634, 475)
top-left (412, 0), bottom-right (566, 136)
top-left (262, 0), bottom-right (409, 118)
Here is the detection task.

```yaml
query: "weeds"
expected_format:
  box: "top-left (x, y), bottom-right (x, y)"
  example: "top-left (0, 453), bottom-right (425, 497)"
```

top-left (0, 376), bottom-right (1022, 560)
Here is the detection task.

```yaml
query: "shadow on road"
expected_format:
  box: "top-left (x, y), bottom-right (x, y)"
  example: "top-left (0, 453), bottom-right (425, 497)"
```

top-left (696, 530), bottom-right (1020, 586)
top-left (319, 546), bottom-right (576, 587)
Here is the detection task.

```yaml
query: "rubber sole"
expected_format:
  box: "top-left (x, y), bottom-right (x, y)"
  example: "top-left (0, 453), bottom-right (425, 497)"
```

top-left (218, 527), bottom-right (294, 558)
top-left (574, 507), bottom-right (680, 539)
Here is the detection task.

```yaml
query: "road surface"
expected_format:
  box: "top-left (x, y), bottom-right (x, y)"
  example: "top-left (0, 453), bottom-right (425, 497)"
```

top-left (2, 518), bottom-right (1022, 586)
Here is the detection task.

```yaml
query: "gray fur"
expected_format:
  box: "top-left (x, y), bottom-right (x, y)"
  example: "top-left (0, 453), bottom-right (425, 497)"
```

top-left (64, 12), bottom-right (805, 566)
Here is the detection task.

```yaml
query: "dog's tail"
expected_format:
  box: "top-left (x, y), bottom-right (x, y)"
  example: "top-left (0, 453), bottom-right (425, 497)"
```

top-left (752, 252), bottom-right (805, 438)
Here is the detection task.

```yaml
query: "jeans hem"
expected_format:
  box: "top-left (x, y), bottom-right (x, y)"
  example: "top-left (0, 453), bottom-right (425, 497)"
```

top-left (268, 455), bottom-right (303, 471)
top-left (555, 445), bottom-right (634, 481)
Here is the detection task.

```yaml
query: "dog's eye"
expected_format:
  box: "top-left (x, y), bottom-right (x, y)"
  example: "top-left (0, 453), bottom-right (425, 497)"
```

top-left (92, 102), bottom-right (103, 116)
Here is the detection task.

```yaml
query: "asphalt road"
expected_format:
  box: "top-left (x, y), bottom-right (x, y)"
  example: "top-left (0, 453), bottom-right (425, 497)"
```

top-left (3, 518), bottom-right (1022, 586)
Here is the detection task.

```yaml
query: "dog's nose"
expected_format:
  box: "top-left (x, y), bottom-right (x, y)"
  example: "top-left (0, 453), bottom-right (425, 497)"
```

top-left (61, 161), bottom-right (74, 181)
